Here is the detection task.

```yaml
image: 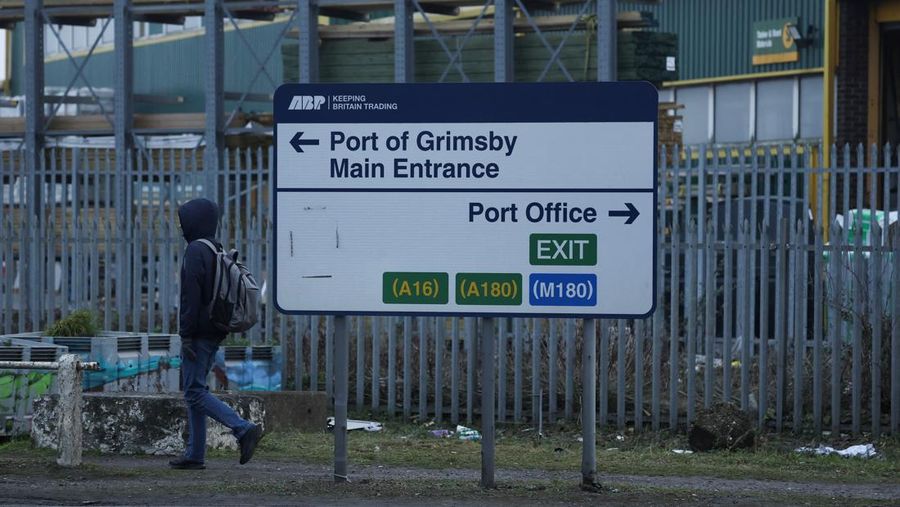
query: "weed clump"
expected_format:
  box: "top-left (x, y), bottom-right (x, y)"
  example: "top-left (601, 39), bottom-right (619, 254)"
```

top-left (45, 309), bottom-right (99, 337)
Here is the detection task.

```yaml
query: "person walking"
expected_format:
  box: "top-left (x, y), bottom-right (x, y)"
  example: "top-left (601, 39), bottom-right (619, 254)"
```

top-left (169, 198), bottom-right (263, 470)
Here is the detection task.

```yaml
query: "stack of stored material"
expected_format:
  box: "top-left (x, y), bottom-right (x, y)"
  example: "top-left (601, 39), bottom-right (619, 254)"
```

top-left (617, 31), bottom-right (677, 84)
top-left (658, 102), bottom-right (683, 147)
top-left (282, 11), bottom-right (667, 83)
top-left (282, 14), bottom-right (677, 84)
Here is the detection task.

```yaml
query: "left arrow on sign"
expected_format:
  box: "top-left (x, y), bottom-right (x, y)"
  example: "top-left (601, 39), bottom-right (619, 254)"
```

top-left (290, 132), bottom-right (320, 153)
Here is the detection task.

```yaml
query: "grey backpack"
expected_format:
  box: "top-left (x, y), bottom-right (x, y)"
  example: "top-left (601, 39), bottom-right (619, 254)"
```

top-left (197, 239), bottom-right (260, 333)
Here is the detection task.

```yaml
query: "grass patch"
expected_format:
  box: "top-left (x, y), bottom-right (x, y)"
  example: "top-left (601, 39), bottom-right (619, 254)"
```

top-left (250, 420), bottom-right (900, 484)
top-left (4, 420), bottom-right (896, 487)
top-left (0, 437), bottom-right (54, 457)
top-left (0, 438), bottom-right (143, 479)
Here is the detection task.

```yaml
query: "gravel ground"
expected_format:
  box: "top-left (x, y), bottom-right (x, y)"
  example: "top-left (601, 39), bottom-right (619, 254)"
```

top-left (1, 455), bottom-right (898, 505)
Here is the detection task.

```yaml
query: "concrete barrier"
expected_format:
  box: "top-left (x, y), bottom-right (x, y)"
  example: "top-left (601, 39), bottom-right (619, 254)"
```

top-left (1, 354), bottom-right (99, 467)
top-left (31, 391), bottom-right (327, 456)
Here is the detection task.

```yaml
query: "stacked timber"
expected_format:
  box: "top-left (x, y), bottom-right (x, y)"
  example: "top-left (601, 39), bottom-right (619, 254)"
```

top-left (658, 102), bottom-right (683, 147)
top-left (617, 31), bottom-right (677, 84)
top-left (283, 12), bottom-right (676, 85)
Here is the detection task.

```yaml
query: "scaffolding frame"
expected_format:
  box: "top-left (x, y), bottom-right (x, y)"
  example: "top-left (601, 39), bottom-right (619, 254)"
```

top-left (2, 0), bottom-right (617, 187)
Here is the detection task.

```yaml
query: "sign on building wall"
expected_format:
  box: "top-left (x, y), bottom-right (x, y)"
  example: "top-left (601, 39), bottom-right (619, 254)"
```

top-left (752, 17), bottom-right (799, 65)
top-left (273, 83), bottom-right (657, 318)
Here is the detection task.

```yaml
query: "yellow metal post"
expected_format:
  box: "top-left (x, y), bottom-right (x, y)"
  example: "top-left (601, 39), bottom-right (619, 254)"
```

top-left (867, 5), bottom-right (881, 150)
top-left (820, 0), bottom-right (838, 237)
top-left (867, 4), bottom-right (882, 210)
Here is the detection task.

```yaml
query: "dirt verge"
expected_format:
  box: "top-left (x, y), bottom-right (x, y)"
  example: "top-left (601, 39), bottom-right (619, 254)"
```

top-left (1, 454), bottom-right (897, 506)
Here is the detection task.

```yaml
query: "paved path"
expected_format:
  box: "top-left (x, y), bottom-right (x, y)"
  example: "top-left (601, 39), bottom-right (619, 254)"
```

top-left (0, 455), bottom-right (897, 505)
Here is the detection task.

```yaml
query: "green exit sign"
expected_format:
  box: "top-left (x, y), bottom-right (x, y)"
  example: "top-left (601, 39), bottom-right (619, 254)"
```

top-left (530, 233), bottom-right (597, 266)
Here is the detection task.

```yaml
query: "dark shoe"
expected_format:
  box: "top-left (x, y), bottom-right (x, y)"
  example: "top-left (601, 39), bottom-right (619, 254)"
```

top-left (238, 424), bottom-right (263, 465)
top-left (169, 457), bottom-right (205, 470)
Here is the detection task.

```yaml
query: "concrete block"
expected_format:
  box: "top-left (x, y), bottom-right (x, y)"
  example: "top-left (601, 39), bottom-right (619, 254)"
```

top-left (32, 392), bottom-right (264, 456)
top-left (251, 391), bottom-right (328, 433)
top-left (31, 390), bottom-right (329, 456)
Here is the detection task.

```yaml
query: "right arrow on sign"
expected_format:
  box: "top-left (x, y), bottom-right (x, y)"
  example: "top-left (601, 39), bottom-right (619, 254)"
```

top-left (608, 202), bottom-right (639, 225)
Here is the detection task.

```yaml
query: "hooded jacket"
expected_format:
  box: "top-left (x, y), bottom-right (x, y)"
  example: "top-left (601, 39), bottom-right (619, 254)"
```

top-left (178, 198), bottom-right (227, 342)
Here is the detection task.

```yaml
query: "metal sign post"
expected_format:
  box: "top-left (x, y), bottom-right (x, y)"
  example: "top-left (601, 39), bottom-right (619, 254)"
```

top-left (581, 319), bottom-right (598, 489)
top-left (481, 317), bottom-right (496, 488)
top-left (273, 82), bottom-right (656, 487)
top-left (333, 315), bottom-right (349, 483)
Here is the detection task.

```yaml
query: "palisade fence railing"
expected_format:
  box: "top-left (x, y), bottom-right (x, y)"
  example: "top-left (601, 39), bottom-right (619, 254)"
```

top-left (1, 143), bottom-right (898, 435)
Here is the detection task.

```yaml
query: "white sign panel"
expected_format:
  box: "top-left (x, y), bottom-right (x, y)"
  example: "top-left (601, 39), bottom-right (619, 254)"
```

top-left (274, 83), bottom-right (658, 317)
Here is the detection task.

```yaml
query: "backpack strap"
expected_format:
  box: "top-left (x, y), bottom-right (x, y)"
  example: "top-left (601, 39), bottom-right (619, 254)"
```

top-left (196, 238), bottom-right (221, 253)
top-left (195, 238), bottom-right (223, 301)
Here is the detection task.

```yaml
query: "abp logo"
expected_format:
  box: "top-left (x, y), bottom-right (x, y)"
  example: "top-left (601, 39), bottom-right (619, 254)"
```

top-left (288, 95), bottom-right (326, 110)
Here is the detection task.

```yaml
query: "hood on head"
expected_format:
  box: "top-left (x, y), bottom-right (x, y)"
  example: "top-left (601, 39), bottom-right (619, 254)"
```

top-left (178, 198), bottom-right (220, 242)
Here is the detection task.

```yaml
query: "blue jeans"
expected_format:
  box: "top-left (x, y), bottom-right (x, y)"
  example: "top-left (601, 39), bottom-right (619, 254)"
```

top-left (181, 338), bottom-right (253, 462)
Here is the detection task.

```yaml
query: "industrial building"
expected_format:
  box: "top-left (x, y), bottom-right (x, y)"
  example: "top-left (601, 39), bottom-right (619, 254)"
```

top-left (1, 0), bottom-right (896, 149)
top-left (648, 0), bottom-right (898, 150)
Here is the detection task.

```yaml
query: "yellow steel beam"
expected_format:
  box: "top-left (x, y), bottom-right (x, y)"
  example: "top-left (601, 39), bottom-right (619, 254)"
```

top-left (875, 0), bottom-right (900, 22)
top-left (868, 3), bottom-right (882, 149)
top-left (819, 0), bottom-right (838, 238)
top-left (661, 68), bottom-right (823, 88)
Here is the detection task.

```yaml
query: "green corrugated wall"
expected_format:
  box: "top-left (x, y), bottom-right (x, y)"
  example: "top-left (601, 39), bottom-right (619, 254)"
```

top-left (617, 0), bottom-right (823, 80)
